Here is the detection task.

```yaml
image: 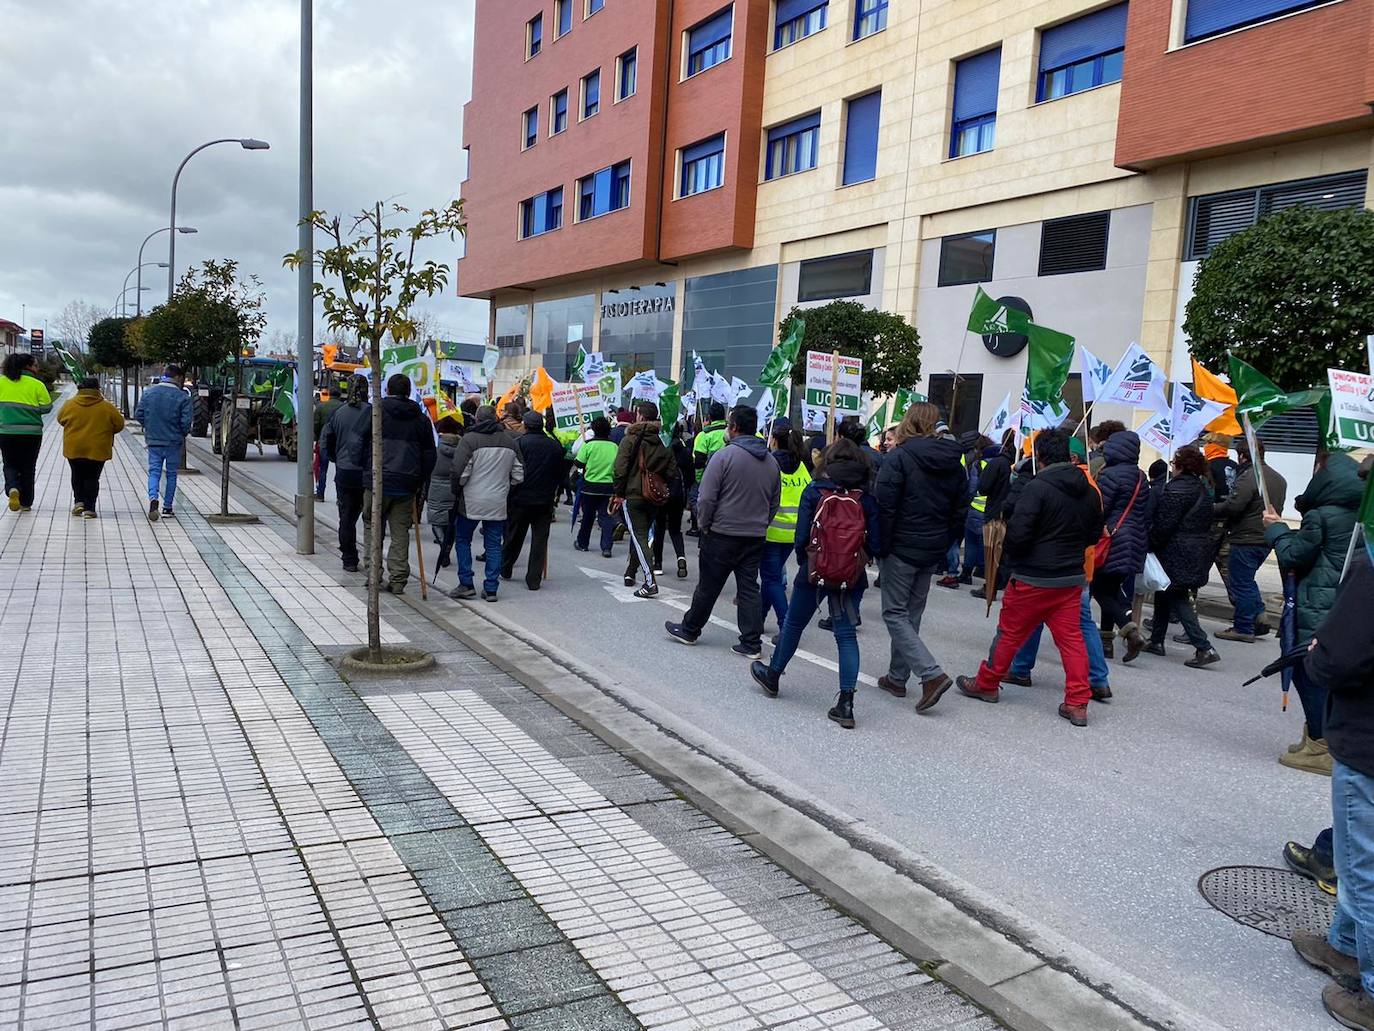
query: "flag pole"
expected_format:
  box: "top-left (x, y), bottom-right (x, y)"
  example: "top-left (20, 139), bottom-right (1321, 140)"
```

top-left (1240, 412), bottom-right (1272, 512)
top-left (950, 330), bottom-right (973, 427)
top-left (826, 351), bottom-right (840, 445)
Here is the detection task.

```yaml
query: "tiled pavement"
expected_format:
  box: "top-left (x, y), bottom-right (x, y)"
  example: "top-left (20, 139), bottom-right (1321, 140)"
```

top-left (0, 419), bottom-right (998, 1031)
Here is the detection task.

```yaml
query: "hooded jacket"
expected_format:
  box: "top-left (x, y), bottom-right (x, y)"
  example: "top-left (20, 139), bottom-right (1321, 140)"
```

top-left (133, 380), bottom-right (192, 448)
top-left (451, 418), bottom-right (523, 521)
top-left (362, 396), bottom-right (437, 498)
top-left (793, 455), bottom-right (880, 589)
top-left (322, 399), bottom-right (372, 489)
top-left (873, 434), bottom-right (967, 568)
top-left (1307, 553), bottom-right (1374, 778)
top-left (613, 421), bottom-right (679, 503)
top-left (1215, 460), bottom-right (1288, 546)
top-left (426, 434), bottom-right (460, 527)
top-left (510, 428), bottom-right (569, 508)
top-left (1265, 452), bottom-right (1364, 646)
top-left (57, 389), bottom-right (125, 460)
top-left (1004, 462), bottom-right (1104, 587)
top-left (696, 434), bottom-right (780, 538)
top-left (1149, 473), bottom-right (1215, 589)
top-left (1095, 432), bottom-right (1149, 576)
top-left (0, 372), bottom-right (53, 435)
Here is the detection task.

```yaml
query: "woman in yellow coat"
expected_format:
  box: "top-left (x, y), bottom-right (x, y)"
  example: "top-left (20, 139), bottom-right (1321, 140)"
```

top-left (57, 377), bottom-right (125, 518)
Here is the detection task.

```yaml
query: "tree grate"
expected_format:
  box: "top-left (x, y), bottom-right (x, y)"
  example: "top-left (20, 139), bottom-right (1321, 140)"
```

top-left (1198, 865), bottom-right (1335, 940)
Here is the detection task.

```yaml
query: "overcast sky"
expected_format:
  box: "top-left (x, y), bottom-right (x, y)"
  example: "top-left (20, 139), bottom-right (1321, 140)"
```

top-left (0, 0), bottom-right (485, 348)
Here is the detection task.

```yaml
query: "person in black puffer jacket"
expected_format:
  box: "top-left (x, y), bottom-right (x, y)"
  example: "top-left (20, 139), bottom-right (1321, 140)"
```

top-left (1146, 445), bottom-right (1219, 668)
top-left (1093, 431), bottom-right (1149, 661)
top-left (502, 411), bottom-right (569, 590)
top-left (321, 374), bottom-right (372, 572)
top-left (359, 374), bottom-right (438, 593)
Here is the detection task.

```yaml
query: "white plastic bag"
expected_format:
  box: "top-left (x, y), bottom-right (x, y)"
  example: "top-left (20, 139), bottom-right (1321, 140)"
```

top-left (1141, 552), bottom-right (1171, 594)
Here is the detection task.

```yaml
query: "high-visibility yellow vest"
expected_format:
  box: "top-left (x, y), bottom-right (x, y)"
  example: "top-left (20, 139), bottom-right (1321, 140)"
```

top-left (767, 464), bottom-right (812, 544)
top-left (962, 454), bottom-right (990, 514)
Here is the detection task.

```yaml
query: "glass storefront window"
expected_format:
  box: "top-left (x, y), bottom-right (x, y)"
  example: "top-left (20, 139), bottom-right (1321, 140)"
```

top-left (532, 294), bottom-right (595, 380)
top-left (494, 304), bottom-right (529, 358)
top-left (600, 282), bottom-right (676, 384)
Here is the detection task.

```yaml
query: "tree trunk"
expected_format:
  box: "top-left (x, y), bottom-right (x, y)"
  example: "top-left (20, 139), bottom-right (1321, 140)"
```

top-left (368, 337), bottom-right (384, 658)
top-left (121, 366), bottom-right (130, 416)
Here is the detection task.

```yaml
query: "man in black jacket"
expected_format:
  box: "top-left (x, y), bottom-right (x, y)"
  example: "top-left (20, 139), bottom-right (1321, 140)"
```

top-left (1290, 553), bottom-right (1374, 1029)
top-left (957, 430), bottom-right (1104, 726)
top-left (970, 431), bottom-right (1016, 599)
top-left (360, 374), bottom-right (437, 594)
top-left (502, 411), bottom-right (568, 590)
top-left (320, 375), bottom-right (371, 572)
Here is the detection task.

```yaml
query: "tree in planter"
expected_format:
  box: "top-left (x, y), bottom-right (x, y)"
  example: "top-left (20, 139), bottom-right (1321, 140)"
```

top-left (88, 316), bottom-right (138, 414)
top-left (780, 301), bottom-right (923, 397)
top-left (1186, 206), bottom-right (1374, 392)
top-left (285, 200), bottom-right (465, 663)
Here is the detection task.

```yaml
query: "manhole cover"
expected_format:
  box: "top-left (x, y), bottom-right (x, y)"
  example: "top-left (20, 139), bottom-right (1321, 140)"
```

top-left (1198, 865), bottom-right (1335, 940)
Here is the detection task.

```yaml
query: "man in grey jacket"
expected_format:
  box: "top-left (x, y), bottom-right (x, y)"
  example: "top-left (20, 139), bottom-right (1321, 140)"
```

top-left (449, 405), bottom-right (524, 602)
top-left (666, 404), bottom-right (780, 658)
top-left (1214, 440), bottom-right (1287, 642)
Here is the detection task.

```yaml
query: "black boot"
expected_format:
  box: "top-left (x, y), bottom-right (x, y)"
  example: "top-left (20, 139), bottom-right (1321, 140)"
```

top-left (750, 661), bottom-right (780, 697)
top-left (828, 691), bottom-right (855, 729)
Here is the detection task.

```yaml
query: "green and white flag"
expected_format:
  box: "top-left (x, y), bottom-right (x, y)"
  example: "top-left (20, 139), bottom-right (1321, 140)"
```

top-left (658, 380), bottom-right (681, 445)
top-left (1229, 354), bottom-right (1327, 428)
top-left (570, 345), bottom-right (588, 382)
top-left (967, 286), bottom-right (1032, 337)
top-left (1360, 465), bottom-right (1374, 564)
top-left (759, 318), bottom-right (805, 387)
top-left (1024, 323), bottom-right (1075, 406)
top-left (865, 399), bottom-right (890, 440)
top-left (892, 387), bottom-right (926, 417)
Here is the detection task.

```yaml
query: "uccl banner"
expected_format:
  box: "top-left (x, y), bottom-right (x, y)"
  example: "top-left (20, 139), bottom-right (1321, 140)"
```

top-left (802, 351), bottom-right (863, 432)
top-left (551, 382), bottom-right (601, 432)
top-left (1328, 367), bottom-right (1374, 449)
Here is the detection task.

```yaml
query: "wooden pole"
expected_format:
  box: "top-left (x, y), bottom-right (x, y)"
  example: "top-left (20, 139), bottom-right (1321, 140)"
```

top-left (826, 350), bottom-right (840, 445)
top-left (1241, 412), bottom-right (1272, 512)
top-left (413, 497), bottom-right (429, 601)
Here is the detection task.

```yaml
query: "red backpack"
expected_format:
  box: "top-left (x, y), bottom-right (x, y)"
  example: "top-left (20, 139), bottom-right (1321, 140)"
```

top-left (806, 489), bottom-right (868, 589)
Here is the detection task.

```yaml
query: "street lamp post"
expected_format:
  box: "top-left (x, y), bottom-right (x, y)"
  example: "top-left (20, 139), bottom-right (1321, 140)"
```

top-left (138, 226), bottom-right (197, 315)
top-left (122, 263), bottom-right (168, 316)
top-left (296, 0), bottom-right (316, 554)
top-left (167, 138), bottom-right (269, 299)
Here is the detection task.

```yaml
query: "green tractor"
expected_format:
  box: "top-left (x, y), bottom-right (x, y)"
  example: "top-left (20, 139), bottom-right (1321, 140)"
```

top-left (210, 357), bottom-right (299, 462)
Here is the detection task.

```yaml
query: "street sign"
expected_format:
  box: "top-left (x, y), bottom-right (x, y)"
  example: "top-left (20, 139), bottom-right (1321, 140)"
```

top-left (551, 382), bottom-right (600, 432)
top-left (1327, 367), bottom-right (1374, 449)
top-left (802, 351), bottom-right (862, 432)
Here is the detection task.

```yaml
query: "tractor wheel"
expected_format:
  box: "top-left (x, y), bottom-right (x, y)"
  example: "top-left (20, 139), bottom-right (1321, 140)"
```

top-left (227, 411), bottom-right (250, 462)
top-left (210, 406), bottom-right (224, 455)
top-left (191, 395), bottom-right (210, 438)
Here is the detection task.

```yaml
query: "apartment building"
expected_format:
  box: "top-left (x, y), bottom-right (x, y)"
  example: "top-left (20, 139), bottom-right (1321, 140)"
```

top-left (458, 0), bottom-right (1374, 465)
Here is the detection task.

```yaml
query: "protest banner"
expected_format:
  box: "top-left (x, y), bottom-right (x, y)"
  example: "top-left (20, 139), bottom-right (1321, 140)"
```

top-left (802, 351), bottom-right (862, 434)
top-left (1327, 367), bottom-right (1374, 449)
top-left (551, 381), bottom-right (601, 432)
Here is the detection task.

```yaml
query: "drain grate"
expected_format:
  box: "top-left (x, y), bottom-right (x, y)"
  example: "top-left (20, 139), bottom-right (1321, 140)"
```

top-left (1198, 865), bottom-right (1335, 940)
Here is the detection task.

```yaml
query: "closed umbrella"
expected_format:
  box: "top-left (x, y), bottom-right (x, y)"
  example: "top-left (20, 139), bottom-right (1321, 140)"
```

top-left (982, 519), bottom-right (1006, 617)
top-left (1278, 571), bottom-right (1298, 709)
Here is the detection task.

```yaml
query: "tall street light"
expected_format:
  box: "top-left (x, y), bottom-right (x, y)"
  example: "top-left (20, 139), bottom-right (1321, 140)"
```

top-left (122, 262), bottom-right (168, 316)
top-left (296, 0), bottom-right (315, 554)
top-left (167, 138), bottom-right (270, 299)
top-left (139, 226), bottom-right (197, 315)
top-left (116, 285), bottom-right (151, 317)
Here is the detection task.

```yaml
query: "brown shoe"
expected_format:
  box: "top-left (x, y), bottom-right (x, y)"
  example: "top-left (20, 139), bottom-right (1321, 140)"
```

top-left (1001, 673), bottom-right (1032, 687)
top-left (915, 674), bottom-right (952, 713)
top-left (1091, 685), bottom-right (1113, 702)
top-left (956, 675), bottom-right (999, 703)
top-left (1281, 738), bottom-right (1334, 776)
top-left (936, 575), bottom-right (960, 590)
top-left (1099, 631), bottom-right (1115, 659)
top-left (877, 674), bottom-right (908, 698)
top-left (1121, 624), bottom-right (1146, 664)
top-left (1293, 933), bottom-right (1361, 990)
top-left (1322, 982), bottom-right (1374, 1030)
top-left (1059, 703), bottom-right (1088, 727)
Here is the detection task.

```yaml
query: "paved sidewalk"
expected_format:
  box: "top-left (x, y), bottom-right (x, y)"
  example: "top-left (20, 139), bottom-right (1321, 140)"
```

top-left (0, 426), bottom-right (997, 1030)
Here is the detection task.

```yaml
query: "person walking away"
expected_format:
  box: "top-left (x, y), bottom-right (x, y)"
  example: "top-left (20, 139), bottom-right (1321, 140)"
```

top-left (1144, 445), bottom-right (1220, 668)
top-left (666, 405), bottom-right (779, 656)
top-left (0, 353), bottom-right (53, 513)
top-left (612, 402), bottom-right (678, 599)
top-left (936, 431), bottom-right (982, 588)
top-left (971, 430), bottom-right (1017, 601)
top-left (1093, 430), bottom-right (1150, 662)
top-left (761, 421), bottom-right (811, 629)
top-left (133, 363), bottom-right (192, 521)
top-left (1214, 440), bottom-right (1287, 642)
top-left (956, 435), bottom-right (999, 585)
top-left (320, 375), bottom-right (371, 572)
top-left (449, 404), bottom-right (522, 601)
top-left (1086, 420), bottom-right (1126, 478)
top-left (313, 379), bottom-right (345, 499)
top-left (56, 377), bottom-right (124, 518)
top-left (750, 437), bottom-right (879, 728)
top-left (426, 414), bottom-right (462, 568)
top-left (871, 402), bottom-right (968, 709)
top-left (502, 410), bottom-right (567, 590)
top-left (573, 417), bottom-right (619, 558)
top-left (1287, 552), bottom-right (1374, 1030)
top-left (1265, 451), bottom-right (1363, 774)
top-left (651, 423), bottom-right (695, 578)
top-left (955, 429), bottom-right (1105, 726)
top-left (689, 402), bottom-right (729, 531)
top-left (359, 374), bottom-right (436, 595)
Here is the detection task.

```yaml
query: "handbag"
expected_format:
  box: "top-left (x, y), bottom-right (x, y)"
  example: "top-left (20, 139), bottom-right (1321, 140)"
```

top-left (1093, 473), bottom-right (1143, 568)
top-left (632, 432), bottom-right (670, 506)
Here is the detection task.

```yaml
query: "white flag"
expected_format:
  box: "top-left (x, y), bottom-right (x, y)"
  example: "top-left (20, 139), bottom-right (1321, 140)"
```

top-left (710, 373), bottom-right (734, 405)
top-left (1168, 382), bottom-right (1229, 457)
top-left (729, 376), bottom-right (751, 404)
top-left (755, 388), bottom-right (776, 426)
top-left (582, 351), bottom-right (605, 384)
top-left (982, 391), bottom-right (1014, 439)
top-left (629, 370), bottom-right (661, 402)
top-left (1078, 344), bottom-right (1115, 405)
top-left (1019, 386), bottom-right (1071, 431)
top-left (1099, 343), bottom-right (1170, 416)
top-left (1138, 411), bottom-right (1173, 455)
top-left (690, 353), bottom-right (714, 399)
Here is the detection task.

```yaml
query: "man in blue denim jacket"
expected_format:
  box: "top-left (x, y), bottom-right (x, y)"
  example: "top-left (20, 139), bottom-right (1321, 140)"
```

top-left (133, 364), bottom-right (193, 521)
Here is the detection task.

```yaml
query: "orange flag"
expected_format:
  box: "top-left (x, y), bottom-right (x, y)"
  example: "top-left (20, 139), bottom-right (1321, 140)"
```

top-left (1191, 358), bottom-right (1242, 435)
top-left (497, 380), bottom-right (520, 412)
top-left (529, 367), bottom-right (556, 413)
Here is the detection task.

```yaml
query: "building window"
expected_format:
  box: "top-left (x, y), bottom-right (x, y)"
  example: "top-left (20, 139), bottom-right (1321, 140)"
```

top-left (578, 161), bottom-right (632, 220)
top-left (765, 112), bottom-right (820, 180)
top-left (950, 48), bottom-right (1001, 158)
top-left (582, 69), bottom-right (600, 119)
top-left (1038, 211), bottom-right (1111, 276)
top-left (587, 0), bottom-right (605, 15)
top-left (1037, 4), bottom-right (1127, 102)
top-left (1184, 0), bottom-right (1325, 42)
top-left (927, 373), bottom-right (984, 435)
top-left (551, 89), bottom-right (568, 135)
top-left (680, 134), bottom-right (725, 197)
top-left (686, 6), bottom-right (733, 77)
top-left (522, 107), bottom-right (538, 150)
top-left (1185, 170), bottom-right (1369, 260)
top-left (555, 0), bottom-right (573, 37)
top-left (798, 250), bottom-right (873, 302)
top-left (937, 230), bottom-right (996, 286)
top-left (527, 14), bottom-right (543, 57)
top-left (775, 0), bottom-right (827, 49)
top-left (520, 188), bottom-right (564, 239)
top-left (842, 90), bottom-right (881, 185)
top-left (617, 48), bottom-right (637, 100)
top-left (853, 0), bottom-right (888, 40)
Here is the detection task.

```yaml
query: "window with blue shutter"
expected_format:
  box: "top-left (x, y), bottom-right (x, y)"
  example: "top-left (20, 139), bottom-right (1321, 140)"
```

top-left (775, 0), bottom-right (827, 48)
top-left (686, 7), bottom-right (733, 76)
top-left (853, 0), bottom-right (888, 40)
top-left (523, 107), bottom-right (538, 149)
top-left (617, 48), bottom-right (637, 99)
top-left (551, 89), bottom-right (568, 134)
top-left (520, 187), bottom-right (564, 239)
top-left (842, 90), bottom-right (881, 185)
top-left (588, 0), bottom-right (605, 14)
top-left (1184, 0), bottom-right (1325, 42)
top-left (1037, 4), bottom-right (1127, 101)
top-left (578, 161), bottom-right (632, 220)
top-left (556, 0), bottom-right (573, 37)
top-left (1184, 170), bottom-right (1369, 259)
top-left (680, 134), bottom-right (726, 196)
top-left (527, 14), bottom-right (543, 57)
top-left (950, 48), bottom-right (1000, 158)
top-left (765, 112), bottom-right (821, 180)
top-left (582, 69), bottom-right (600, 118)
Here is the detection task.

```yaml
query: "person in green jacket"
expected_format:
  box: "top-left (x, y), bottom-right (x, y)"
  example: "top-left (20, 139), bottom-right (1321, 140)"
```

top-left (1264, 451), bottom-right (1365, 774)
top-left (0, 353), bottom-right (54, 512)
top-left (688, 402), bottom-right (728, 535)
top-left (313, 379), bottom-right (347, 498)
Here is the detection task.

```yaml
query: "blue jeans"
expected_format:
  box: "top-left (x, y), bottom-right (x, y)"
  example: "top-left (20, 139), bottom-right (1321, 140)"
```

top-left (961, 511), bottom-right (985, 577)
top-left (455, 516), bottom-right (504, 595)
top-left (316, 453), bottom-right (329, 495)
top-left (1227, 543), bottom-right (1269, 634)
top-left (1330, 761), bottom-right (1374, 997)
top-left (1009, 585), bottom-right (1110, 688)
top-left (146, 444), bottom-right (180, 508)
top-left (943, 542), bottom-right (960, 576)
top-left (1294, 662), bottom-right (1327, 740)
top-left (771, 575), bottom-right (859, 694)
top-left (760, 542), bottom-right (792, 625)
top-left (575, 491), bottom-right (615, 553)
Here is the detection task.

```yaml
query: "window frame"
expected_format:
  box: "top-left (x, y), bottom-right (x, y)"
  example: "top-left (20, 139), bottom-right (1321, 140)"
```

top-left (852, 0), bottom-right (888, 40)
top-left (555, 0), bottom-right (573, 38)
top-left (797, 250), bottom-right (874, 302)
top-left (616, 47), bottom-right (638, 101)
top-left (937, 230), bottom-right (997, 287)
top-left (550, 89), bottom-right (569, 136)
top-left (949, 48), bottom-right (1001, 159)
top-left (1035, 4), bottom-right (1128, 103)
top-left (586, 0), bottom-right (605, 16)
top-left (684, 6), bottom-right (734, 79)
top-left (1183, 170), bottom-right (1370, 260)
top-left (1037, 210), bottom-right (1112, 276)
top-left (577, 160), bottom-right (633, 222)
top-left (679, 134), bottom-right (727, 198)
top-left (519, 187), bottom-right (565, 240)
top-left (774, 0), bottom-right (828, 50)
top-left (841, 89), bottom-right (881, 186)
top-left (522, 106), bottom-right (539, 150)
top-left (581, 69), bottom-right (601, 120)
top-left (1183, 0), bottom-right (1329, 44)
top-left (764, 112), bottom-right (821, 182)
top-left (526, 14), bottom-right (543, 58)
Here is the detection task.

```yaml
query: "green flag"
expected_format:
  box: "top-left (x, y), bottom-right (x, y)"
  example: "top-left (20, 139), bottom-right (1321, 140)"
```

top-left (1024, 324), bottom-right (1075, 405)
top-left (658, 380), bottom-right (681, 446)
top-left (865, 400), bottom-right (889, 440)
top-left (1360, 469), bottom-right (1374, 564)
top-left (571, 345), bottom-right (587, 381)
top-left (1228, 354), bottom-right (1329, 428)
top-left (759, 318), bottom-right (805, 387)
top-left (967, 287), bottom-right (1031, 336)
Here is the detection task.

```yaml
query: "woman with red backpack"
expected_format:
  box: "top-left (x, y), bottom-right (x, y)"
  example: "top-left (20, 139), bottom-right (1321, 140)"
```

top-left (749, 437), bottom-right (879, 729)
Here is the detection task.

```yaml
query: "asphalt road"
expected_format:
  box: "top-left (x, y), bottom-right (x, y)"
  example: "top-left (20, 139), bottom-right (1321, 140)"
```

top-left (215, 446), bottom-right (1333, 1031)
